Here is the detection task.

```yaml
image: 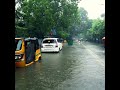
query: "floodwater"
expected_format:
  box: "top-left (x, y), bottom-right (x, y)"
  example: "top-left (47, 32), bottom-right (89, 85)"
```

top-left (15, 41), bottom-right (105, 90)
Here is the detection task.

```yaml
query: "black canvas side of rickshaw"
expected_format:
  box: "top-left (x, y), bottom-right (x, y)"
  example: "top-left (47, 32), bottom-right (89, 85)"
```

top-left (25, 38), bottom-right (40, 64)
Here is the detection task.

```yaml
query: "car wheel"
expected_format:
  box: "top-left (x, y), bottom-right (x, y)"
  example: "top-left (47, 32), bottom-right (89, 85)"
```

top-left (56, 48), bottom-right (60, 53)
top-left (61, 47), bottom-right (62, 50)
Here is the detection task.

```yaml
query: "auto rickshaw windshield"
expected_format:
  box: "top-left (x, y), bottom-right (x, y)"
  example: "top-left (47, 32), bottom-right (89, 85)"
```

top-left (15, 39), bottom-right (22, 51)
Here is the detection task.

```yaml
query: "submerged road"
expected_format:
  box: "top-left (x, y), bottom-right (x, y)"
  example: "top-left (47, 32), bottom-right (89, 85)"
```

top-left (15, 41), bottom-right (105, 90)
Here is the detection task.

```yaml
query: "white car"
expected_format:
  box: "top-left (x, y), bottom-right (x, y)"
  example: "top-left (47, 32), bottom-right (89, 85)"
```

top-left (41, 38), bottom-right (63, 52)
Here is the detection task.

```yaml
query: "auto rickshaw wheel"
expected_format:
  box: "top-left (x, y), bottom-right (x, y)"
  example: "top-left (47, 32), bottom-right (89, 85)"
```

top-left (39, 56), bottom-right (42, 60)
top-left (38, 56), bottom-right (42, 63)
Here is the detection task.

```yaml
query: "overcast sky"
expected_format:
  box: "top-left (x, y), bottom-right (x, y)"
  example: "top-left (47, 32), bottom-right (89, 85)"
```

top-left (78, 0), bottom-right (105, 19)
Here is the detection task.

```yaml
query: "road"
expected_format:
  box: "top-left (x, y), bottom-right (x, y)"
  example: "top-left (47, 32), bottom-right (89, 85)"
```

top-left (15, 40), bottom-right (105, 90)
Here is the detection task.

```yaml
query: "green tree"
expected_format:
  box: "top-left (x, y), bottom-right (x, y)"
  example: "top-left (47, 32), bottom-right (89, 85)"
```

top-left (15, 0), bottom-right (81, 39)
top-left (86, 18), bottom-right (105, 42)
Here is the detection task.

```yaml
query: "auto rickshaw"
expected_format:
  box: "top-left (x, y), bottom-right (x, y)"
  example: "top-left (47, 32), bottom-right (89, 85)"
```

top-left (15, 37), bottom-right (42, 67)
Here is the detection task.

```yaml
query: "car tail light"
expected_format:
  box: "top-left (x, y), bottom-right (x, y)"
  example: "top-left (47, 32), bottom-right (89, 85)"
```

top-left (55, 42), bottom-right (58, 47)
top-left (55, 45), bottom-right (58, 47)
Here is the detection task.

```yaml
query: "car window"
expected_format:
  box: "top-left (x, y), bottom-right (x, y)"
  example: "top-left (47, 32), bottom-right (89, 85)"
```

top-left (57, 39), bottom-right (61, 43)
top-left (43, 39), bottom-right (56, 43)
top-left (57, 38), bottom-right (63, 43)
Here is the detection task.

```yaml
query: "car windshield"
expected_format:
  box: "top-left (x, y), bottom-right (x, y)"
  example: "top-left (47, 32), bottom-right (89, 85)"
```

top-left (15, 39), bottom-right (22, 51)
top-left (43, 39), bottom-right (56, 43)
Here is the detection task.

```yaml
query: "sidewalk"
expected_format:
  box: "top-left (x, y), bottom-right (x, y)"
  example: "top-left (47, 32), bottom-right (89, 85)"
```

top-left (83, 41), bottom-right (105, 49)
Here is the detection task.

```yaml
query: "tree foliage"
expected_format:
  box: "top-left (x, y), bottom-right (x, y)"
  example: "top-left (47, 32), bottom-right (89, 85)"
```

top-left (15, 0), bottom-right (105, 42)
top-left (15, 0), bottom-right (80, 39)
top-left (86, 19), bottom-right (105, 41)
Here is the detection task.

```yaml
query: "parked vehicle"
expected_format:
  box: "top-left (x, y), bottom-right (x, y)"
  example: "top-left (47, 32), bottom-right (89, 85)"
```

top-left (41, 38), bottom-right (63, 52)
top-left (15, 37), bottom-right (42, 67)
top-left (102, 37), bottom-right (105, 48)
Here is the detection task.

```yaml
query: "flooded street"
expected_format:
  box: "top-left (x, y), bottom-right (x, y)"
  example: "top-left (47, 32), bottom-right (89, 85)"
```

top-left (15, 41), bottom-right (105, 90)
